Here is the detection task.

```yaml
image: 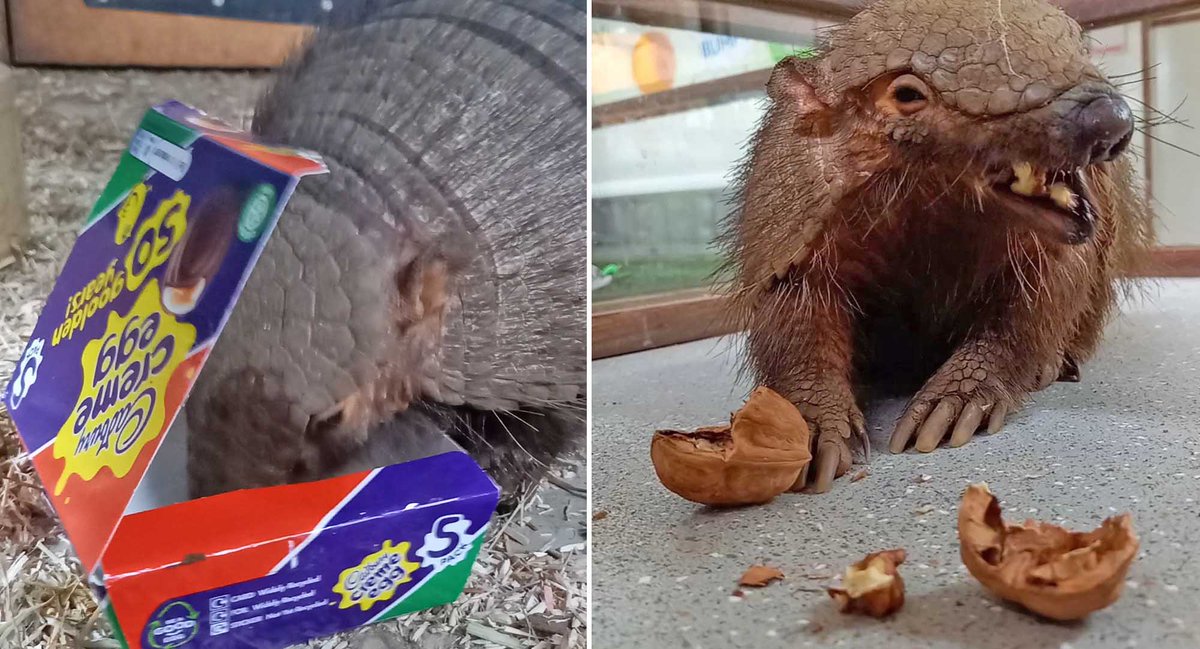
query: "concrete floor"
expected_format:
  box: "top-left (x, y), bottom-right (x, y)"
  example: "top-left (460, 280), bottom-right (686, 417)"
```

top-left (592, 279), bottom-right (1200, 649)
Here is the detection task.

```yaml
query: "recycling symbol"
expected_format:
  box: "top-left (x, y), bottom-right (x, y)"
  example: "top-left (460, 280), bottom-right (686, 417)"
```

top-left (146, 600), bottom-right (200, 648)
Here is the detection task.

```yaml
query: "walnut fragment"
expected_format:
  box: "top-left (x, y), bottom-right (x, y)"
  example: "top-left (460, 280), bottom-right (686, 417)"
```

top-left (650, 387), bottom-right (811, 507)
top-left (827, 549), bottom-right (906, 617)
top-left (958, 483), bottom-right (1139, 621)
top-left (739, 565), bottom-right (785, 588)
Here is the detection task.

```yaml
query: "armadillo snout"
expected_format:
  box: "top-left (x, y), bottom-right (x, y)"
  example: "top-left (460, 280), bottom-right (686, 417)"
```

top-left (1074, 93), bottom-right (1135, 165)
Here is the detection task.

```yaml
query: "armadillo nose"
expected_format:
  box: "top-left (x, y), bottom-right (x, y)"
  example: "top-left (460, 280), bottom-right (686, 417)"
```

top-left (1077, 94), bottom-right (1134, 164)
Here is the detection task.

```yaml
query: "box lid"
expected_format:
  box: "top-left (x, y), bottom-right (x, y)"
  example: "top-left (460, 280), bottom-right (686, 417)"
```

top-left (4, 102), bottom-right (327, 572)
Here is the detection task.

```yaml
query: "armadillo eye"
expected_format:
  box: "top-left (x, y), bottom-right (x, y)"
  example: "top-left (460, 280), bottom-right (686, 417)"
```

top-left (895, 86), bottom-right (926, 104)
top-left (889, 74), bottom-right (930, 115)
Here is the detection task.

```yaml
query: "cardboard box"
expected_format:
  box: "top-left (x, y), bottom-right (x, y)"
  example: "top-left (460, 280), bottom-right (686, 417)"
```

top-left (4, 102), bottom-right (501, 649)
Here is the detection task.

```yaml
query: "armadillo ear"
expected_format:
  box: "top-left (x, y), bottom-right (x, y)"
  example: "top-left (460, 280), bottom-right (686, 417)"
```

top-left (767, 56), bottom-right (829, 118)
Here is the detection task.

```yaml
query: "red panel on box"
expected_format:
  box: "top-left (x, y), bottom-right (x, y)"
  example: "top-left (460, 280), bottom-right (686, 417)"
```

top-left (104, 469), bottom-right (366, 578)
top-left (32, 348), bottom-right (209, 571)
top-left (209, 135), bottom-right (327, 177)
top-left (104, 470), bottom-right (369, 648)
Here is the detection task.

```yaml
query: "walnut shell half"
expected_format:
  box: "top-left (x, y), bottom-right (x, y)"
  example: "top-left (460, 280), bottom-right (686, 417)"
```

top-left (650, 386), bottom-right (811, 507)
top-left (958, 483), bottom-right (1139, 621)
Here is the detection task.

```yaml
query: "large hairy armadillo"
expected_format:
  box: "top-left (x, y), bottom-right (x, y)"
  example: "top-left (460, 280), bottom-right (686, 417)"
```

top-left (720, 0), bottom-right (1154, 492)
top-left (185, 0), bottom-right (586, 500)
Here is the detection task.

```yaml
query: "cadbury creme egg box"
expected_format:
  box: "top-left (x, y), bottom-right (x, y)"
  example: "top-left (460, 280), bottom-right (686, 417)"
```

top-left (3, 101), bottom-right (501, 649)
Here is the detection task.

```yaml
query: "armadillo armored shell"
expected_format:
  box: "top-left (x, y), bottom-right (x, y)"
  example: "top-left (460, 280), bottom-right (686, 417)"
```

top-left (958, 483), bottom-right (1139, 621)
top-left (650, 386), bottom-right (811, 507)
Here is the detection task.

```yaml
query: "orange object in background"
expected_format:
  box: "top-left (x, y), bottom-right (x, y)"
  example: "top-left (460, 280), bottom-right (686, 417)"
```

top-left (632, 32), bottom-right (676, 94)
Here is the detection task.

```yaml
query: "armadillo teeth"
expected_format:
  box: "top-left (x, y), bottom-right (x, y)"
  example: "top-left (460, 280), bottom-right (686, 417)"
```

top-left (1010, 161), bottom-right (1041, 197)
top-left (1049, 183), bottom-right (1077, 210)
top-left (1009, 162), bottom-right (1079, 210)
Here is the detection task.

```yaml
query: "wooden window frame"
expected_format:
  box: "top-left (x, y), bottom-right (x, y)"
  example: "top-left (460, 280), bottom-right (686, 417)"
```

top-left (5, 0), bottom-right (310, 67)
top-left (592, 0), bottom-right (1200, 360)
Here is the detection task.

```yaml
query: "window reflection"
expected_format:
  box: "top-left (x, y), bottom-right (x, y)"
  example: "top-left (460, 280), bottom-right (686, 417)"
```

top-left (591, 16), bottom-right (822, 301)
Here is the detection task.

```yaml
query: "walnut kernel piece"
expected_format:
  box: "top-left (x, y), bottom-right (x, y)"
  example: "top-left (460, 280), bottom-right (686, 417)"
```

top-left (827, 549), bottom-right (906, 617)
top-left (958, 483), bottom-right (1139, 621)
top-left (650, 387), bottom-right (811, 507)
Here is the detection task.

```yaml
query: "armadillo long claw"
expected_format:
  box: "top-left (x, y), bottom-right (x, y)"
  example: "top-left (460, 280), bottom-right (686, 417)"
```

top-left (854, 419), bottom-right (871, 464)
top-left (790, 456), bottom-right (812, 493)
top-left (949, 402), bottom-right (986, 447)
top-left (915, 399), bottom-right (959, 453)
top-left (809, 443), bottom-right (840, 494)
top-left (889, 404), bottom-right (925, 454)
top-left (987, 403), bottom-right (1009, 434)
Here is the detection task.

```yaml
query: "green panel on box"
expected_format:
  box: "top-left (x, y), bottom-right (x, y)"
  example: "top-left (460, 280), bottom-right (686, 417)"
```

top-left (105, 599), bottom-right (132, 649)
top-left (87, 109), bottom-right (199, 225)
top-left (374, 534), bottom-right (487, 623)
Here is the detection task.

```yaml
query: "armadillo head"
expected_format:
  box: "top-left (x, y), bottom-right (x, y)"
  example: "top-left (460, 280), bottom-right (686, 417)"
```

top-left (768, 0), bottom-right (1136, 245)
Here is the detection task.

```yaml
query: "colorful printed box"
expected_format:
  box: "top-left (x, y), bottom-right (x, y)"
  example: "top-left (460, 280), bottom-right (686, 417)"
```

top-left (4, 102), bottom-right (501, 649)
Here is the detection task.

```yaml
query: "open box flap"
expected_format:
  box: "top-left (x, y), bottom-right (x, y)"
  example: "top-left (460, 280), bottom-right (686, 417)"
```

top-left (102, 452), bottom-right (499, 649)
top-left (152, 101), bottom-right (328, 178)
top-left (4, 102), bottom-right (327, 572)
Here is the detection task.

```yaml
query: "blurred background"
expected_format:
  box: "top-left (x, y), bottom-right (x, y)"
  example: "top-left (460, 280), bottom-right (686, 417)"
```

top-left (590, 0), bottom-right (1200, 358)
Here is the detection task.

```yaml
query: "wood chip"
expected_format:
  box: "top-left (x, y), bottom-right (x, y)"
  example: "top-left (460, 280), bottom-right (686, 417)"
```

top-left (525, 613), bottom-right (572, 637)
top-left (465, 622), bottom-right (525, 649)
top-left (592, 511), bottom-right (609, 521)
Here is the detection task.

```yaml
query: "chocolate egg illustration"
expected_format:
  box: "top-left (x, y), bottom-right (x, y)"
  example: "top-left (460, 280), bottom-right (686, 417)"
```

top-left (162, 186), bottom-right (242, 315)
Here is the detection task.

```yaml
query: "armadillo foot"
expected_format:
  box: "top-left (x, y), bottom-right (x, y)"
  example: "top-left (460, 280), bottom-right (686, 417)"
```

top-left (891, 395), bottom-right (1011, 454)
top-left (789, 406), bottom-right (866, 494)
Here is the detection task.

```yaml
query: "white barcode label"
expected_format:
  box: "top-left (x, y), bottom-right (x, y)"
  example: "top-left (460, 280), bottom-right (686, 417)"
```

top-left (129, 129), bottom-right (192, 181)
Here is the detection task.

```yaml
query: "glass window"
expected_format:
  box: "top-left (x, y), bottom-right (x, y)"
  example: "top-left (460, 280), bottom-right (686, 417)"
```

top-left (590, 10), bottom-right (830, 301)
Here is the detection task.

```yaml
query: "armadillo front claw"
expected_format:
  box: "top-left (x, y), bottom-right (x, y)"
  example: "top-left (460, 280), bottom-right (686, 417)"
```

top-left (853, 417), bottom-right (871, 465)
top-left (805, 426), bottom-right (855, 494)
top-left (810, 442), bottom-right (841, 494)
top-left (790, 401), bottom-right (863, 493)
top-left (891, 395), bottom-right (1006, 454)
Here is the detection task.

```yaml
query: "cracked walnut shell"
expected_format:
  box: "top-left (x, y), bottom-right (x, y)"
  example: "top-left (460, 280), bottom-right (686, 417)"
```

top-left (650, 387), bottom-right (811, 506)
top-left (827, 549), bottom-right (907, 617)
top-left (958, 483), bottom-right (1139, 621)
